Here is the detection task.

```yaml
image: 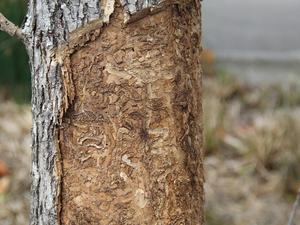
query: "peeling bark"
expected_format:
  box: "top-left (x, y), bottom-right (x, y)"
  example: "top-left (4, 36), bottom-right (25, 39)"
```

top-left (22, 0), bottom-right (203, 224)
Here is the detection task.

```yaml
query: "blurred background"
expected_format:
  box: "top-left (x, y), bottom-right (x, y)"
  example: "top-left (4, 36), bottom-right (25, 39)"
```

top-left (202, 0), bottom-right (300, 224)
top-left (0, 1), bottom-right (31, 225)
top-left (0, 0), bottom-right (30, 103)
top-left (0, 0), bottom-right (300, 224)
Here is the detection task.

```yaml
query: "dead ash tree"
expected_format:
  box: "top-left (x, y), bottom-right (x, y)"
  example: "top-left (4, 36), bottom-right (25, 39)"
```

top-left (0, 1), bottom-right (204, 224)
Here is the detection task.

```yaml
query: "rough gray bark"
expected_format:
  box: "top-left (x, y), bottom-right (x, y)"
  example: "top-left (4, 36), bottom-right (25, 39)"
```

top-left (2, 0), bottom-right (203, 224)
top-left (23, 1), bottom-right (100, 224)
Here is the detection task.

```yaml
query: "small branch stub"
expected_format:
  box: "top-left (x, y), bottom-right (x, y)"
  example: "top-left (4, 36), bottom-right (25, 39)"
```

top-left (0, 12), bottom-right (24, 41)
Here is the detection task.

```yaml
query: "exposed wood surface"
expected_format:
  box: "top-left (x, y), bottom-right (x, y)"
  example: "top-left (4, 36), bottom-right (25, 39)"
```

top-left (19, 0), bottom-right (204, 224)
top-left (60, 2), bottom-right (203, 224)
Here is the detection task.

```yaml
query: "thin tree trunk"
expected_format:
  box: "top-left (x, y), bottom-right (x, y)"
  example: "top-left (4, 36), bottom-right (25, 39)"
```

top-left (2, 0), bottom-right (203, 224)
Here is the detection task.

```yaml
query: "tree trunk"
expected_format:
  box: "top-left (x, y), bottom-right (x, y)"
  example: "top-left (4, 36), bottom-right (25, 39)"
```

top-left (22, 0), bottom-right (204, 224)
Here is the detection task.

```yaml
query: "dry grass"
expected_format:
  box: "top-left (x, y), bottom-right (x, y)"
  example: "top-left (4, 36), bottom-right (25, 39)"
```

top-left (204, 72), bottom-right (300, 225)
top-left (0, 102), bottom-right (31, 225)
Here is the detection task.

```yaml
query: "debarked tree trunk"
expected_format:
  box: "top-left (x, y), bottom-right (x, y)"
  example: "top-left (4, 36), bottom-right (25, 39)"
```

top-left (2, 0), bottom-right (204, 224)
